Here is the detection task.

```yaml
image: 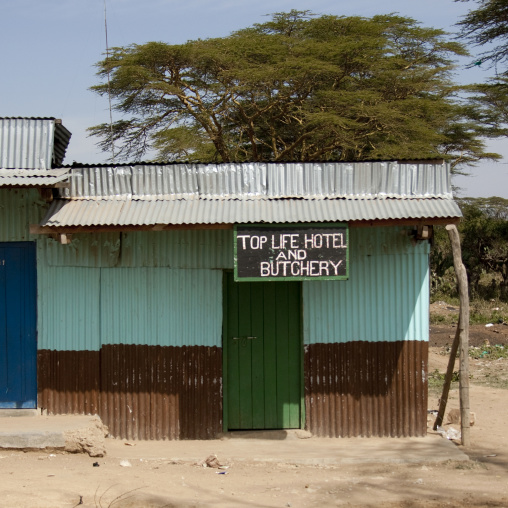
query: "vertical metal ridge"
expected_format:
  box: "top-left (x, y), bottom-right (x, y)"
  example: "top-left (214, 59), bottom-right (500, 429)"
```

top-left (0, 118), bottom-right (59, 170)
top-left (304, 226), bottom-right (430, 345)
top-left (38, 345), bottom-right (222, 440)
top-left (63, 161), bottom-right (452, 199)
top-left (0, 188), bottom-right (43, 241)
top-left (305, 341), bottom-right (428, 438)
top-left (38, 350), bottom-right (101, 416)
top-left (100, 267), bottom-right (222, 347)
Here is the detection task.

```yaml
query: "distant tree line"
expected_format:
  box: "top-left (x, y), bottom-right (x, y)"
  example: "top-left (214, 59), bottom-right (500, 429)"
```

top-left (431, 197), bottom-right (508, 301)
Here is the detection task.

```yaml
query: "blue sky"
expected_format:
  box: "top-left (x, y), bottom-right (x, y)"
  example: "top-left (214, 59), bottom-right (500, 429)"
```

top-left (2, 0), bottom-right (507, 197)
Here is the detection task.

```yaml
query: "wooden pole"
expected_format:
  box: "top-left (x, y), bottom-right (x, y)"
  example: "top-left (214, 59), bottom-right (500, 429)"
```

top-left (445, 224), bottom-right (470, 446)
top-left (433, 316), bottom-right (460, 431)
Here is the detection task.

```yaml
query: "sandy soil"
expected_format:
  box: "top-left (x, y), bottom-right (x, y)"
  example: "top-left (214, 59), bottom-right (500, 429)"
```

top-left (1, 325), bottom-right (508, 507)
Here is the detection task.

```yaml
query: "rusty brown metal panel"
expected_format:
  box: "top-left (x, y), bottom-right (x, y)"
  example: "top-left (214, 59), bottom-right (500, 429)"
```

top-left (38, 345), bottom-right (222, 440)
top-left (38, 350), bottom-right (101, 416)
top-left (305, 341), bottom-right (428, 438)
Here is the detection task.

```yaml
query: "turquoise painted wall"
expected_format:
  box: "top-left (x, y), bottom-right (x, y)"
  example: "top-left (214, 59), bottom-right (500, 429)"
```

top-left (0, 190), bottom-right (430, 351)
top-left (37, 230), bottom-right (230, 351)
top-left (0, 188), bottom-right (45, 242)
top-left (37, 266), bottom-right (222, 350)
top-left (303, 227), bottom-right (430, 344)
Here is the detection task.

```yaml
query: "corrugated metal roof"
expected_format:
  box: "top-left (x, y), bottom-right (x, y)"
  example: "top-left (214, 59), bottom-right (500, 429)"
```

top-left (61, 161), bottom-right (453, 199)
top-left (41, 196), bottom-right (461, 226)
top-left (0, 117), bottom-right (71, 169)
top-left (38, 161), bottom-right (461, 227)
top-left (0, 168), bottom-right (70, 187)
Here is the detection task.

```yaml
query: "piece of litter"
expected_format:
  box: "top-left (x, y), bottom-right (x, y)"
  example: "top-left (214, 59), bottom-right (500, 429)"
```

top-left (92, 462), bottom-right (100, 467)
top-left (216, 471), bottom-right (228, 475)
top-left (197, 455), bottom-right (223, 468)
top-left (47, 474), bottom-right (55, 477)
top-left (484, 454), bottom-right (497, 457)
top-left (119, 460), bottom-right (132, 467)
top-left (485, 323), bottom-right (494, 327)
top-left (124, 442), bottom-right (136, 447)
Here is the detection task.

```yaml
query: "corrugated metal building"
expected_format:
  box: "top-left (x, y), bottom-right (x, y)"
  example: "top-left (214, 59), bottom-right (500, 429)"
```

top-left (0, 118), bottom-right (462, 439)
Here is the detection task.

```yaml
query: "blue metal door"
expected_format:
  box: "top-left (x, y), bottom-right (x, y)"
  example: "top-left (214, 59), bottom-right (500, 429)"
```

top-left (0, 242), bottom-right (37, 408)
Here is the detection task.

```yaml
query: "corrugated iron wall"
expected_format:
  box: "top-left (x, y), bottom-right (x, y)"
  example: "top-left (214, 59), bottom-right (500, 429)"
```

top-left (37, 267), bottom-right (101, 351)
top-left (305, 341), bottom-right (428, 437)
top-left (0, 118), bottom-right (55, 169)
top-left (37, 226), bottom-right (430, 439)
top-left (304, 227), bottom-right (429, 343)
top-left (37, 230), bottom-right (226, 438)
top-left (38, 345), bottom-right (222, 440)
top-left (100, 268), bottom-right (222, 347)
top-left (118, 230), bottom-right (233, 268)
top-left (0, 188), bottom-right (44, 241)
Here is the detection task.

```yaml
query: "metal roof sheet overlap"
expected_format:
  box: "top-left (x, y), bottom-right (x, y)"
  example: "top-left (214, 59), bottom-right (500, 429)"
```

top-left (40, 161), bottom-right (461, 227)
top-left (0, 168), bottom-right (70, 187)
top-left (41, 195), bottom-right (461, 227)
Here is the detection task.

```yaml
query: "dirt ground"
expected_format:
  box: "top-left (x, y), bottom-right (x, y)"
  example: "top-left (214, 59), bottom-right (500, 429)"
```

top-left (2, 320), bottom-right (508, 507)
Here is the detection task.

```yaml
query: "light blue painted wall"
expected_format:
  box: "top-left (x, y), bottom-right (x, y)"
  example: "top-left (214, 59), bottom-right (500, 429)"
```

top-left (303, 227), bottom-right (430, 344)
top-left (101, 267), bottom-right (222, 347)
top-left (38, 230), bottom-right (233, 269)
top-left (38, 267), bottom-right (101, 351)
top-left (37, 230), bottom-right (228, 351)
top-left (0, 194), bottom-right (429, 352)
top-left (0, 188), bottom-right (45, 242)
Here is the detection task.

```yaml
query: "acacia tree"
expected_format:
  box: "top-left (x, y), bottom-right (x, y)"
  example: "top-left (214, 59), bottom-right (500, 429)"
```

top-left (456, 0), bottom-right (508, 70)
top-left (456, 1), bottom-right (508, 148)
top-left (89, 10), bottom-right (499, 165)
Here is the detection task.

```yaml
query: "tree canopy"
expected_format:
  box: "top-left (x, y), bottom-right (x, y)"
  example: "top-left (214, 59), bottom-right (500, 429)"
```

top-left (456, 0), bottom-right (508, 71)
top-left (431, 197), bottom-right (508, 301)
top-left (455, 1), bottom-right (508, 152)
top-left (89, 10), bottom-right (500, 165)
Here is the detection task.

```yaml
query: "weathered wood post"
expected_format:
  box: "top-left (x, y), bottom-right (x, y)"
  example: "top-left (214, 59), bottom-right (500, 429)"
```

top-left (445, 224), bottom-right (470, 446)
top-left (433, 317), bottom-right (460, 431)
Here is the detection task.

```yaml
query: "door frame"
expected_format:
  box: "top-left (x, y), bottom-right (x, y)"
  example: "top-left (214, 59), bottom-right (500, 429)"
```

top-left (222, 270), bottom-right (305, 432)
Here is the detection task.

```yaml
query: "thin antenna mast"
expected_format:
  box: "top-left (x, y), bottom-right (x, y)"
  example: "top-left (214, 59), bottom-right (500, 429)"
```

top-left (104, 0), bottom-right (115, 160)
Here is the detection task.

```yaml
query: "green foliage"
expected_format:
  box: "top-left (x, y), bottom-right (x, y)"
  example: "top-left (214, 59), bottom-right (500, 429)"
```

top-left (429, 368), bottom-right (460, 382)
top-left (430, 197), bottom-right (508, 303)
top-left (469, 344), bottom-right (508, 360)
top-left (456, 0), bottom-right (508, 71)
top-left (89, 10), bottom-right (498, 165)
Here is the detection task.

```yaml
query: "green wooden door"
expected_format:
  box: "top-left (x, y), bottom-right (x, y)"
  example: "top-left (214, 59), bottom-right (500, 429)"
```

top-left (224, 272), bottom-right (302, 430)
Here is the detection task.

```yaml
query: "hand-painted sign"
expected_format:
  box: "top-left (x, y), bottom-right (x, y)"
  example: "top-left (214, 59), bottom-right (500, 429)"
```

top-left (234, 224), bottom-right (348, 281)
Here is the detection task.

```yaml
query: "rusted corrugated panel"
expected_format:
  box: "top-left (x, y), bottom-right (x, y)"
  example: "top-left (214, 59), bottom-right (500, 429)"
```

top-left (38, 345), bottom-right (222, 440)
top-left (41, 196), bottom-right (461, 227)
top-left (100, 345), bottom-right (222, 440)
top-left (305, 341), bottom-right (428, 437)
top-left (38, 350), bottom-right (101, 416)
